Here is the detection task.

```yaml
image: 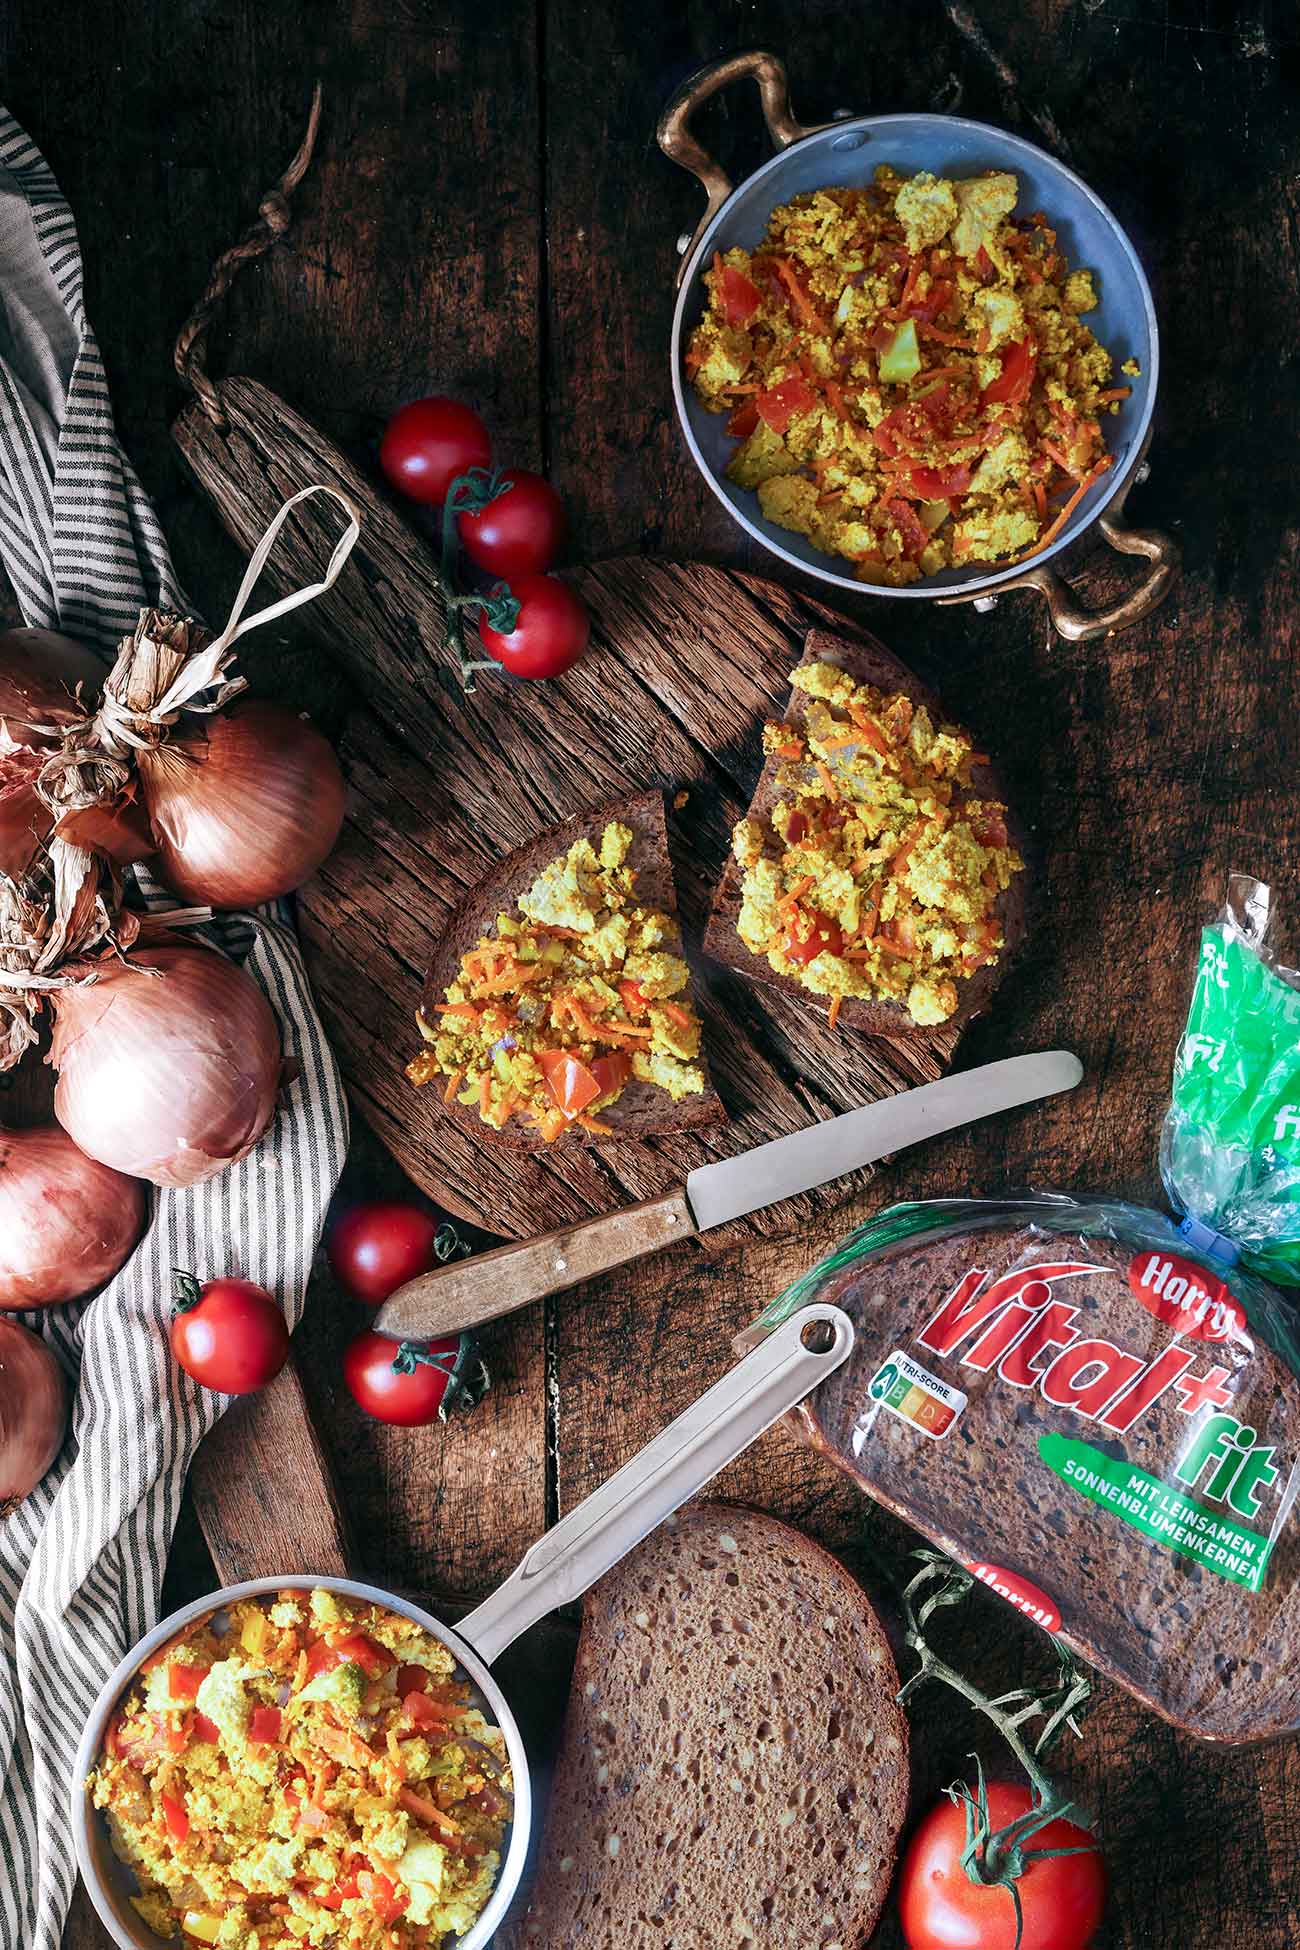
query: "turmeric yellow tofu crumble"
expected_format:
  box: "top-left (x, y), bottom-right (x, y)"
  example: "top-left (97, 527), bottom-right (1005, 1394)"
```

top-left (686, 166), bottom-right (1137, 585)
top-left (406, 821), bottom-right (707, 1139)
top-left (88, 1588), bottom-right (512, 1948)
top-left (732, 661), bottom-right (1024, 1026)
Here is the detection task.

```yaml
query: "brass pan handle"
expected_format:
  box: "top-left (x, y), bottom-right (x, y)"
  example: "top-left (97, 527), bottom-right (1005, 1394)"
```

top-left (936, 465), bottom-right (1180, 641)
top-left (657, 50), bottom-right (818, 288)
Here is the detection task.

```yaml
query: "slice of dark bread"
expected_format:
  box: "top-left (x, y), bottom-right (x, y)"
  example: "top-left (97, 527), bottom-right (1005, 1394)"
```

top-left (770, 1205), bottom-right (1300, 1744)
top-left (419, 788), bottom-right (724, 1151)
top-left (496, 1502), bottom-right (909, 1950)
top-left (703, 627), bottom-right (1029, 1037)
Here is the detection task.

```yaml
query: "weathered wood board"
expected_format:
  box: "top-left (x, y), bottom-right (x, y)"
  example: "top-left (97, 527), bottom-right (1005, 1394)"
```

top-left (296, 554), bottom-right (963, 1243)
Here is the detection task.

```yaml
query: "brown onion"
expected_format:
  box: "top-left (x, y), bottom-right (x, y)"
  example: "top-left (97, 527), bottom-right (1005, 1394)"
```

top-left (0, 1124), bottom-right (146, 1309)
top-left (50, 943), bottom-right (283, 1188)
top-left (140, 699), bottom-right (346, 909)
top-left (0, 1317), bottom-right (67, 1516)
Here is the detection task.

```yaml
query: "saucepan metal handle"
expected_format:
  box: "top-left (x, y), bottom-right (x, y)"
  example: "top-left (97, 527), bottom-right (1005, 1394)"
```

top-left (657, 49), bottom-right (819, 288)
top-left (457, 1304), bottom-right (854, 1665)
top-left (937, 466), bottom-right (1181, 642)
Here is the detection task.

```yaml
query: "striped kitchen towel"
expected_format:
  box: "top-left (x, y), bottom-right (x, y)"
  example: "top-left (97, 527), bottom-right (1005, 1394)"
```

top-left (0, 110), bottom-right (350, 1950)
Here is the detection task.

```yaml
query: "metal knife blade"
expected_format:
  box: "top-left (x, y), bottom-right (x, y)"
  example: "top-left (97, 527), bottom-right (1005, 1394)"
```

top-left (684, 1049), bottom-right (1082, 1232)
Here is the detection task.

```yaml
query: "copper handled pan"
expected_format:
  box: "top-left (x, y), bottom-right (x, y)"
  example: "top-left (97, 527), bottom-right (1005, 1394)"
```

top-left (72, 1306), bottom-right (854, 1950)
top-left (659, 50), bottom-right (1180, 642)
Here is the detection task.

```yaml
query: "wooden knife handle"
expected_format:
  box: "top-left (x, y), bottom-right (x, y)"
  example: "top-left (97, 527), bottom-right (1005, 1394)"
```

top-left (377, 1189), bottom-right (697, 1341)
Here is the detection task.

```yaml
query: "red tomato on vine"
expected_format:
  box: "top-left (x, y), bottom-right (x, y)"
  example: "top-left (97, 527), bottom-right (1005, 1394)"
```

top-left (343, 1331), bottom-right (487, 1427)
top-left (327, 1200), bottom-right (466, 1306)
top-left (456, 469), bottom-right (567, 578)
top-left (169, 1274), bottom-right (289, 1396)
top-left (380, 397), bottom-right (492, 506)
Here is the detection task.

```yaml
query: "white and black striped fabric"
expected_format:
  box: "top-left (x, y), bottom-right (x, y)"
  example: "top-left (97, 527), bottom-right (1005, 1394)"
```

top-left (0, 111), bottom-right (350, 1950)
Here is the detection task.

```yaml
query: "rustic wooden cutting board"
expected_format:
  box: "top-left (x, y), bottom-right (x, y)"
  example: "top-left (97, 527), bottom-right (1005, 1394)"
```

top-left (295, 554), bottom-right (959, 1245)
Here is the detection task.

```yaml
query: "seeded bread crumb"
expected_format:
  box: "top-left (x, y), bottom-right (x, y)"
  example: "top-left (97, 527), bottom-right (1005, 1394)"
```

top-left (496, 1502), bottom-right (909, 1949)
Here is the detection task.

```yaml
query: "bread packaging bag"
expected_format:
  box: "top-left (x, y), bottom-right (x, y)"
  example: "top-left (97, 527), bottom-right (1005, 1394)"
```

top-left (739, 876), bottom-right (1300, 1744)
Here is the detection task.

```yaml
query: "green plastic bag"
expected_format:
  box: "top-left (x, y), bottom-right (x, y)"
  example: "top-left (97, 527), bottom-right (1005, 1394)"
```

top-left (1162, 874), bottom-right (1300, 1284)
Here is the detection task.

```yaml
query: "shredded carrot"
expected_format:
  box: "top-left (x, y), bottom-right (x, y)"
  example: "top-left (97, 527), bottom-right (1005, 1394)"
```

top-left (815, 760), bottom-right (840, 799)
top-left (1022, 454), bottom-right (1114, 557)
top-left (442, 1069), bottom-right (464, 1104)
top-left (827, 995), bottom-right (842, 1031)
top-left (662, 1001), bottom-right (693, 1028)
top-left (1094, 386), bottom-right (1132, 404)
top-left (817, 730), bottom-right (863, 751)
top-left (399, 1785), bottom-right (461, 1837)
top-left (922, 364), bottom-right (968, 383)
top-left (478, 1074), bottom-right (492, 1116)
top-left (577, 1111), bottom-right (613, 1134)
top-left (717, 381), bottom-right (760, 395)
top-left (825, 378), bottom-right (846, 417)
top-left (890, 820), bottom-right (928, 873)
top-left (773, 255), bottom-right (821, 327)
top-left (779, 875), bottom-right (816, 911)
top-left (899, 253), bottom-right (924, 307)
top-left (1041, 440), bottom-right (1074, 474)
top-left (712, 249), bottom-right (723, 281)
top-left (436, 1000), bottom-right (479, 1021)
top-left (1033, 481), bottom-right (1047, 521)
top-left (919, 325), bottom-right (974, 348)
top-left (771, 738), bottom-right (803, 759)
top-left (877, 937), bottom-right (916, 961)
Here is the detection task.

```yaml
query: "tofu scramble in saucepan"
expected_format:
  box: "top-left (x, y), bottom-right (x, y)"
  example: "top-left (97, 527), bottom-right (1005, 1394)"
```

top-left (88, 1588), bottom-right (512, 1948)
top-left (687, 166), bottom-right (1138, 585)
top-left (732, 660), bottom-right (1023, 1027)
top-left (406, 820), bottom-right (707, 1139)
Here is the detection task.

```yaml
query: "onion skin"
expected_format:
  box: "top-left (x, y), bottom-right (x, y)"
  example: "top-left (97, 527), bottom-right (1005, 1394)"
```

top-left (0, 1125), bottom-right (145, 1309)
top-left (50, 944), bottom-right (283, 1189)
top-left (141, 700), bottom-right (346, 909)
top-left (0, 626), bottom-right (102, 734)
top-left (0, 1318), bottom-right (67, 1516)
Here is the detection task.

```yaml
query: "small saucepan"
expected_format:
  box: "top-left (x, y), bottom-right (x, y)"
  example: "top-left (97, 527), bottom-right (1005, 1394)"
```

top-left (73, 1305), bottom-right (854, 1950)
top-left (659, 50), bottom-right (1180, 641)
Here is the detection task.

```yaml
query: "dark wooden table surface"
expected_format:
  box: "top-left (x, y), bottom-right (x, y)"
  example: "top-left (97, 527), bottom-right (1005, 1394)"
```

top-left (5, 2), bottom-right (1300, 1945)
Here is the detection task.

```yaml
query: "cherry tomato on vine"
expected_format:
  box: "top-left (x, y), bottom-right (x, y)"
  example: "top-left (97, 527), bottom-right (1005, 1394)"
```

top-left (327, 1200), bottom-right (450, 1306)
top-left (170, 1274), bottom-right (289, 1396)
top-left (456, 469), bottom-right (567, 578)
top-left (379, 397), bottom-right (492, 506)
top-left (343, 1330), bottom-right (485, 1427)
top-left (898, 1781), bottom-right (1105, 1950)
top-left (476, 574), bottom-right (590, 680)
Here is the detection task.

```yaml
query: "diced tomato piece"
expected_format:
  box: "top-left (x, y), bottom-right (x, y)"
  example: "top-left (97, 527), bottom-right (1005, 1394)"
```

top-left (756, 373), bottom-right (816, 435)
top-left (304, 1637), bottom-right (340, 1679)
top-left (971, 244), bottom-right (996, 282)
top-left (982, 338), bottom-right (1036, 407)
top-left (909, 461), bottom-right (972, 500)
top-left (168, 1662), bottom-right (205, 1703)
top-left (163, 1716), bottom-right (189, 1755)
top-left (538, 1049), bottom-right (601, 1120)
top-left (618, 979), bottom-right (649, 1017)
top-left (161, 1792), bottom-right (189, 1843)
top-left (872, 407), bottom-right (907, 457)
top-left (973, 808), bottom-right (1009, 847)
top-left (395, 1663), bottom-right (430, 1699)
top-left (249, 1705), bottom-right (282, 1746)
top-left (314, 1868), bottom-right (361, 1911)
top-left (784, 810), bottom-right (809, 845)
top-left (403, 1690), bottom-right (462, 1730)
top-left (589, 1051), bottom-right (632, 1100)
top-left (716, 262), bottom-right (761, 328)
top-left (886, 498), bottom-right (931, 559)
top-left (725, 397), bottom-right (759, 439)
top-left (781, 910), bottom-right (843, 967)
top-left (192, 1713), bottom-right (221, 1746)
top-left (336, 1632), bottom-right (394, 1677)
top-left (357, 1870), bottom-right (409, 1925)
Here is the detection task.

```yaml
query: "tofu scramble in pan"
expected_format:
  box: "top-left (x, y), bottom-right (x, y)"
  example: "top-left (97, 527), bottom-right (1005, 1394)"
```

top-left (686, 166), bottom-right (1138, 585)
top-left (88, 1588), bottom-right (512, 1948)
top-left (407, 820), bottom-right (707, 1138)
top-left (731, 660), bottom-right (1024, 1026)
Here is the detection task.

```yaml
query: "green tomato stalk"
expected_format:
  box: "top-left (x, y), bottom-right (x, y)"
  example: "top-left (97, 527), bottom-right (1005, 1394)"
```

top-left (897, 1550), bottom-right (1102, 1950)
top-left (437, 469), bottom-right (521, 692)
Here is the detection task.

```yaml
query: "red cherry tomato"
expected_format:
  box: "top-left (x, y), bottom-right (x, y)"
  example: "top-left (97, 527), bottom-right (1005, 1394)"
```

top-left (169, 1276), bottom-right (289, 1396)
top-left (477, 574), bottom-right (590, 680)
top-left (379, 397), bottom-right (492, 506)
top-left (327, 1200), bottom-right (449, 1306)
top-left (343, 1330), bottom-right (478, 1427)
top-left (456, 469), bottom-right (567, 578)
top-left (781, 909), bottom-right (843, 966)
top-left (899, 1781), bottom-right (1106, 1950)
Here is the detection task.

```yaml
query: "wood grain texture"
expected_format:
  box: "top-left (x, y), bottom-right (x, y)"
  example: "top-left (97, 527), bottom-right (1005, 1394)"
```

top-left (0, 0), bottom-right (1292, 1946)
